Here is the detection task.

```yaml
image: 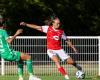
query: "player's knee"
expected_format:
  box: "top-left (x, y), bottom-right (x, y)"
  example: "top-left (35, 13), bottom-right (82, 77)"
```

top-left (27, 55), bottom-right (31, 60)
top-left (67, 58), bottom-right (74, 64)
top-left (68, 60), bottom-right (74, 64)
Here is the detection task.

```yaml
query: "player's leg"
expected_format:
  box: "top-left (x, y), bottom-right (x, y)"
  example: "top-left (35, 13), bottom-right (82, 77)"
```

top-left (66, 57), bottom-right (82, 71)
top-left (10, 52), bottom-right (31, 80)
top-left (20, 52), bottom-right (41, 80)
top-left (20, 53), bottom-right (33, 75)
top-left (66, 57), bottom-right (85, 79)
top-left (5, 51), bottom-right (41, 80)
top-left (51, 56), bottom-right (69, 79)
top-left (47, 50), bottom-right (69, 80)
top-left (56, 49), bottom-right (82, 70)
top-left (17, 60), bottom-right (24, 80)
top-left (1, 50), bottom-right (41, 80)
top-left (1, 51), bottom-right (24, 80)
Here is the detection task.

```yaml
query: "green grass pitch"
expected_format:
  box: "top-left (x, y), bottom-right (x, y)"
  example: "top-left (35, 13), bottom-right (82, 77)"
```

top-left (0, 63), bottom-right (99, 80)
top-left (0, 75), bottom-right (100, 80)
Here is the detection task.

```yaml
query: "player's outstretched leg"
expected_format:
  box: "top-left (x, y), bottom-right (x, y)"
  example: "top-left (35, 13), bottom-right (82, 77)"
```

top-left (66, 57), bottom-right (82, 71)
top-left (66, 57), bottom-right (85, 79)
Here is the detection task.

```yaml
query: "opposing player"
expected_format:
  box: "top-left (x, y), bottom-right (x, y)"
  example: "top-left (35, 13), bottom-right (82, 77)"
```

top-left (0, 16), bottom-right (41, 80)
top-left (20, 17), bottom-right (83, 80)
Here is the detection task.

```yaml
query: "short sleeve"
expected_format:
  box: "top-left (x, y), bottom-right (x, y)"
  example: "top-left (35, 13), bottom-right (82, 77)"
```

top-left (41, 25), bottom-right (49, 33)
top-left (3, 30), bottom-right (9, 40)
top-left (61, 32), bottom-right (67, 40)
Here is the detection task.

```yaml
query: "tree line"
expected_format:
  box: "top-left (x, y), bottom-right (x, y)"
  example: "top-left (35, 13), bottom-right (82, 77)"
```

top-left (1, 0), bottom-right (100, 36)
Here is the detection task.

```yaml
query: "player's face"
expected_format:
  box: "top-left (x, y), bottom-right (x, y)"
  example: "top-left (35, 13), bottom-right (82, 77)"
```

top-left (52, 18), bottom-right (61, 29)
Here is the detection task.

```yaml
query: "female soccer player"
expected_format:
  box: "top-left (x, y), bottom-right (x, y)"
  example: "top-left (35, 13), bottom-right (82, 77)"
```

top-left (20, 17), bottom-right (83, 80)
top-left (0, 17), bottom-right (41, 80)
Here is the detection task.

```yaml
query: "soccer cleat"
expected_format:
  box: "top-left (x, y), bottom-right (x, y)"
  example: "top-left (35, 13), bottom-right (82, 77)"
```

top-left (65, 75), bottom-right (69, 80)
top-left (29, 75), bottom-right (41, 80)
top-left (19, 77), bottom-right (23, 80)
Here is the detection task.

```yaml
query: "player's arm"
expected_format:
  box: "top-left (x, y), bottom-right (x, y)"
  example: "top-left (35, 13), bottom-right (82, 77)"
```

top-left (20, 22), bottom-right (42, 31)
top-left (61, 32), bottom-right (77, 53)
top-left (65, 39), bottom-right (77, 53)
top-left (7, 29), bottom-right (23, 44)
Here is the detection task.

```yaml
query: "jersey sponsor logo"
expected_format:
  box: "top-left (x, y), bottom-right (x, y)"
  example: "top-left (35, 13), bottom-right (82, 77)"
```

top-left (53, 36), bottom-right (59, 40)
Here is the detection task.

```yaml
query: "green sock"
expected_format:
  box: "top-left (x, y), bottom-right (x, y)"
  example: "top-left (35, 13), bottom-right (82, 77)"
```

top-left (26, 60), bottom-right (33, 75)
top-left (17, 61), bottom-right (23, 77)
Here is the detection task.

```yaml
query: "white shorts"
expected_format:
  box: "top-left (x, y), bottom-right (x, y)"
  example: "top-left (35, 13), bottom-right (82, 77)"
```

top-left (47, 49), bottom-right (70, 61)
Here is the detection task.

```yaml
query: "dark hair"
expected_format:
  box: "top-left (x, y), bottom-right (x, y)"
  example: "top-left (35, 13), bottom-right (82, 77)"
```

top-left (44, 16), bottom-right (59, 26)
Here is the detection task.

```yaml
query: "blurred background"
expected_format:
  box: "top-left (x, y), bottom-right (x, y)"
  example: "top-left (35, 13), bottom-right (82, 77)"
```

top-left (0, 0), bottom-right (100, 36)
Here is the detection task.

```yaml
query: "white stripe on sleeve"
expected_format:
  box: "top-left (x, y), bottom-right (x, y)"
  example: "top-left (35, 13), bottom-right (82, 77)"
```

top-left (41, 25), bottom-right (49, 33)
top-left (61, 32), bottom-right (67, 40)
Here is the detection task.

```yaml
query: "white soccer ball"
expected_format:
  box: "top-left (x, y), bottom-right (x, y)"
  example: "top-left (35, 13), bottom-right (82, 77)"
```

top-left (76, 70), bottom-right (85, 79)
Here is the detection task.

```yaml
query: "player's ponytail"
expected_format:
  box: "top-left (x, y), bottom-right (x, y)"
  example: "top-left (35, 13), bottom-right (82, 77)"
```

top-left (44, 18), bottom-right (53, 26)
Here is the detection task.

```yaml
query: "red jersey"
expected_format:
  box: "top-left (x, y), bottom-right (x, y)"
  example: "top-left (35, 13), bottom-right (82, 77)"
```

top-left (41, 26), bottom-right (67, 50)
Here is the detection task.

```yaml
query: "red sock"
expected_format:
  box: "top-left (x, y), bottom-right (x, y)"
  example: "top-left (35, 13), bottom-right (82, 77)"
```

top-left (58, 67), bottom-right (68, 76)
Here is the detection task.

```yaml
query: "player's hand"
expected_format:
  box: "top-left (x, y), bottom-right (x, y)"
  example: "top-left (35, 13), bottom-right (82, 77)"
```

top-left (20, 22), bottom-right (26, 26)
top-left (74, 49), bottom-right (78, 53)
top-left (15, 29), bottom-right (23, 36)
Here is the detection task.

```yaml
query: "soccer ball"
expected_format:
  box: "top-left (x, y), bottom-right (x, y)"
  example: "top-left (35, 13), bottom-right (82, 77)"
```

top-left (76, 70), bottom-right (85, 79)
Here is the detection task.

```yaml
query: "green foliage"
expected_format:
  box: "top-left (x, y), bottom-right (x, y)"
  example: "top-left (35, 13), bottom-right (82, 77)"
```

top-left (1, 0), bottom-right (100, 35)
